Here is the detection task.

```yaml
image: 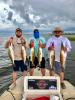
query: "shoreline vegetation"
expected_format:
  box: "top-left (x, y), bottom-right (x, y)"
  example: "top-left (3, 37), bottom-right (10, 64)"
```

top-left (47, 34), bottom-right (75, 41)
top-left (64, 34), bottom-right (75, 41)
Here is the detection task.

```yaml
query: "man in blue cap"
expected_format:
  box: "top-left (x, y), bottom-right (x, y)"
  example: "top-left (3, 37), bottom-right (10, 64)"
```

top-left (29, 29), bottom-right (46, 76)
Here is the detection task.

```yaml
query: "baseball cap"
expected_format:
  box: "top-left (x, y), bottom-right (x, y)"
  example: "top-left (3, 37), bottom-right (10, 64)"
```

top-left (53, 27), bottom-right (63, 32)
top-left (16, 28), bottom-right (22, 32)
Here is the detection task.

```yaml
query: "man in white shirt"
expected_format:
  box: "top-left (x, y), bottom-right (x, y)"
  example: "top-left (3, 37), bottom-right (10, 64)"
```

top-left (46, 27), bottom-right (71, 89)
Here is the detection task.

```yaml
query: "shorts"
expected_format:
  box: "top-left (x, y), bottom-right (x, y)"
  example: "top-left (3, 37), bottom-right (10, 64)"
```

top-left (50, 61), bottom-right (64, 73)
top-left (13, 60), bottom-right (27, 72)
top-left (30, 57), bottom-right (45, 68)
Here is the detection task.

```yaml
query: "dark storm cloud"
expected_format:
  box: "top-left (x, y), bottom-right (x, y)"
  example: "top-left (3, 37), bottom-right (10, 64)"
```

top-left (1, 0), bottom-right (75, 30)
top-left (7, 11), bottom-right (13, 20)
top-left (9, 0), bottom-right (75, 22)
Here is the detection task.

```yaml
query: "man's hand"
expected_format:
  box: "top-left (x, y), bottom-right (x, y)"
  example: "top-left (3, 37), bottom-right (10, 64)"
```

top-left (48, 46), bottom-right (54, 51)
top-left (38, 41), bottom-right (46, 48)
top-left (5, 37), bottom-right (13, 48)
top-left (8, 37), bottom-right (13, 44)
top-left (62, 47), bottom-right (67, 52)
top-left (48, 42), bottom-right (54, 51)
top-left (29, 40), bottom-right (34, 48)
top-left (38, 41), bottom-right (42, 48)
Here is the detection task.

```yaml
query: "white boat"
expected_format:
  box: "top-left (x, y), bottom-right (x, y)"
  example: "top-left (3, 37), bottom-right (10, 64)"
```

top-left (0, 68), bottom-right (75, 100)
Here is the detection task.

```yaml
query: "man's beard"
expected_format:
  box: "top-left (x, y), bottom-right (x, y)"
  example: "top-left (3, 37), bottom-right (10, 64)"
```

top-left (16, 34), bottom-right (22, 38)
top-left (55, 34), bottom-right (61, 37)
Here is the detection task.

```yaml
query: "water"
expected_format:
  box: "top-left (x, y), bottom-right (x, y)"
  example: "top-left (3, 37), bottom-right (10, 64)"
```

top-left (0, 32), bottom-right (75, 85)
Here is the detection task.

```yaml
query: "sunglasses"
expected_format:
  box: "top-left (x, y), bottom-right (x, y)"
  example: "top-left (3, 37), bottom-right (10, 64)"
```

top-left (53, 31), bottom-right (63, 33)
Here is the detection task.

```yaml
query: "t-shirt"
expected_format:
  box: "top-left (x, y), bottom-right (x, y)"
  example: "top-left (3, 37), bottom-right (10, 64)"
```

top-left (29, 36), bottom-right (46, 57)
top-left (46, 36), bottom-right (71, 62)
top-left (12, 36), bottom-right (26, 60)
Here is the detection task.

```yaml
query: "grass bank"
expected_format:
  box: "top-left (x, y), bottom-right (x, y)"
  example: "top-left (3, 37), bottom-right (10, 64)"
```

top-left (46, 34), bottom-right (75, 41)
top-left (64, 34), bottom-right (75, 41)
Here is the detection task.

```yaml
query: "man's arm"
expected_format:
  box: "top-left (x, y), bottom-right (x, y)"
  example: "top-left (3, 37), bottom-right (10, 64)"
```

top-left (5, 37), bottom-right (13, 48)
top-left (66, 38), bottom-right (72, 52)
top-left (63, 38), bottom-right (72, 52)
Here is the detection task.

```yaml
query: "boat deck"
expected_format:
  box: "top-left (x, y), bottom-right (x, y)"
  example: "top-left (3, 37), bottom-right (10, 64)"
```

top-left (0, 68), bottom-right (75, 100)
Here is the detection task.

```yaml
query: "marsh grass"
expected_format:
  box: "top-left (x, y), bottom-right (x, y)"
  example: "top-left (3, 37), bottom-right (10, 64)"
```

top-left (64, 34), bottom-right (75, 41)
top-left (46, 33), bottom-right (75, 41)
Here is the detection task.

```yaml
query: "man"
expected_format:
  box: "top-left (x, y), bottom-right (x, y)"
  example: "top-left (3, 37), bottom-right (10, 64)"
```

top-left (46, 27), bottom-right (71, 89)
top-left (5, 28), bottom-right (27, 87)
top-left (29, 29), bottom-right (46, 76)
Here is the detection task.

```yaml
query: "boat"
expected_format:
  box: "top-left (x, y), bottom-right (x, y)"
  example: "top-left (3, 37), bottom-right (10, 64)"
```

top-left (0, 68), bottom-right (75, 100)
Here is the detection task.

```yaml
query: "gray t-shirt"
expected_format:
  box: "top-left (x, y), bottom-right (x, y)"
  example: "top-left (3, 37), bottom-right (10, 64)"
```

top-left (12, 36), bottom-right (26, 60)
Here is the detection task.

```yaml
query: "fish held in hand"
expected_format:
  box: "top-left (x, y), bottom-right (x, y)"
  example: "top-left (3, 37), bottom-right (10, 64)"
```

top-left (49, 42), bottom-right (55, 69)
top-left (8, 43), bottom-right (14, 65)
top-left (38, 47), bottom-right (42, 66)
top-left (21, 46), bottom-right (26, 64)
top-left (30, 47), bottom-right (35, 65)
top-left (60, 42), bottom-right (65, 68)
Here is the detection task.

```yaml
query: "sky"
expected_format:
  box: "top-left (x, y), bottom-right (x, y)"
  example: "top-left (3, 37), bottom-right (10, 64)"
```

top-left (0, 0), bottom-right (75, 32)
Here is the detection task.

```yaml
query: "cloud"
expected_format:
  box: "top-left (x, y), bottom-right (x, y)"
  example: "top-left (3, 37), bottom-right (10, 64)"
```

top-left (0, 0), bottom-right (75, 31)
top-left (7, 11), bottom-right (13, 20)
top-left (0, 2), bottom-right (26, 29)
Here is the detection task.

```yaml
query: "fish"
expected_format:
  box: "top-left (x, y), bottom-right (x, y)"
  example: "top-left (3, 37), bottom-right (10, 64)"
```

top-left (30, 40), bottom-right (42, 67)
top-left (38, 40), bottom-right (42, 67)
top-left (30, 47), bottom-right (35, 65)
top-left (8, 43), bottom-right (14, 65)
top-left (38, 47), bottom-right (42, 66)
top-left (49, 42), bottom-right (55, 69)
top-left (60, 42), bottom-right (65, 67)
top-left (21, 46), bottom-right (26, 64)
top-left (8, 44), bottom-right (26, 65)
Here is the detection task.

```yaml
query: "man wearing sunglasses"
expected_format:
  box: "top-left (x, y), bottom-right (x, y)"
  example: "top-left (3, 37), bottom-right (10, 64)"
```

top-left (46, 27), bottom-right (71, 89)
top-left (5, 28), bottom-right (27, 88)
